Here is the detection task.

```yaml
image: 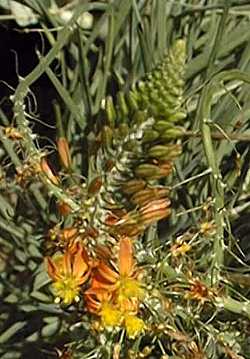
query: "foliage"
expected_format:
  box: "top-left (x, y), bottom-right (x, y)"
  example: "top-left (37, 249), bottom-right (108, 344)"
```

top-left (1, 0), bottom-right (250, 358)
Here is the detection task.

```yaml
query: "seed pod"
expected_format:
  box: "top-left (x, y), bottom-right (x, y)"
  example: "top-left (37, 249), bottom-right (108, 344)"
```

top-left (117, 123), bottom-right (129, 139)
top-left (131, 110), bottom-right (148, 126)
top-left (57, 137), bottom-right (72, 169)
top-left (126, 91), bottom-right (139, 112)
top-left (122, 179), bottom-right (146, 195)
top-left (40, 158), bottom-right (59, 185)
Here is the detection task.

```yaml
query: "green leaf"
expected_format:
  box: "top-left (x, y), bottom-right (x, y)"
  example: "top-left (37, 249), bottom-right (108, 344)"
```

top-left (0, 321), bottom-right (26, 344)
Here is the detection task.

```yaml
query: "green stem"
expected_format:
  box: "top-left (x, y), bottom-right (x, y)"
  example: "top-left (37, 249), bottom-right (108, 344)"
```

top-left (184, 130), bottom-right (250, 142)
top-left (12, 4), bottom-right (91, 211)
top-left (200, 70), bottom-right (250, 284)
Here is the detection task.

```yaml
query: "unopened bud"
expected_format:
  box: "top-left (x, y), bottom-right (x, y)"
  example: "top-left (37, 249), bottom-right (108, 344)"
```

top-left (142, 130), bottom-right (159, 142)
top-left (166, 111), bottom-right (186, 122)
top-left (160, 127), bottom-right (184, 140)
top-left (57, 137), bottom-right (72, 169)
top-left (57, 201), bottom-right (72, 216)
top-left (131, 187), bottom-right (169, 206)
top-left (139, 199), bottom-right (171, 225)
top-left (105, 96), bottom-right (116, 127)
top-left (148, 144), bottom-right (182, 160)
top-left (88, 176), bottom-right (102, 194)
top-left (101, 126), bottom-right (113, 148)
top-left (117, 92), bottom-right (129, 117)
top-left (40, 158), bottom-right (59, 185)
top-left (122, 179), bottom-right (146, 194)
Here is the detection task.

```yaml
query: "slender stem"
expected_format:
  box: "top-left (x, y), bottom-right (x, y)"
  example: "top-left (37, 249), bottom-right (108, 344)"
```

top-left (12, 4), bottom-right (90, 211)
top-left (184, 130), bottom-right (250, 142)
top-left (199, 70), bottom-right (250, 284)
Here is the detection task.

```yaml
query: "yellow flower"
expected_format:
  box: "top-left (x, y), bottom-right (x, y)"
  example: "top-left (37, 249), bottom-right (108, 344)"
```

top-left (100, 302), bottom-right (123, 327)
top-left (46, 243), bottom-right (90, 304)
top-left (124, 314), bottom-right (145, 339)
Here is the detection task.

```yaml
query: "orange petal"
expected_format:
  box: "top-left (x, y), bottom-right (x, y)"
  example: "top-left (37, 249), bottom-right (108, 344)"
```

top-left (119, 237), bottom-right (134, 277)
top-left (97, 261), bottom-right (118, 283)
top-left (63, 250), bottom-right (72, 275)
top-left (46, 257), bottom-right (60, 280)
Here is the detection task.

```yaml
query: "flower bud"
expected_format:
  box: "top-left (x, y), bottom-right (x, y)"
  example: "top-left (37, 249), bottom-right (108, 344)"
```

top-left (117, 91), bottom-right (129, 117)
top-left (105, 96), bottom-right (116, 127)
top-left (122, 179), bottom-right (146, 195)
top-left (101, 126), bottom-right (113, 148)
top-left (131, 187), bottom-right (169, 206)
top-left (139, 199), bottom-right (171, 225)
top-left (88, 176), bottom-right (102, 194)
top-left (57, 201), bottom-right (72, 216)
top-left (160, 127), bottom-right (184, 140)
top-left (40, 158), bottom-right (59, 185)
top-left (57, 137), bottom-right (72, 169)
top-left (166, 111), bottom-right (186, 122)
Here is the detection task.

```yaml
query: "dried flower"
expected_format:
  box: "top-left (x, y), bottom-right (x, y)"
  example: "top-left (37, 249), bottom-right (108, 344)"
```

top-left (185, 278), bottom-right (214, 303)
top-left (171, 239), bottom-right (191, 257)
top-left (199, 221), bottom-right (216, 236)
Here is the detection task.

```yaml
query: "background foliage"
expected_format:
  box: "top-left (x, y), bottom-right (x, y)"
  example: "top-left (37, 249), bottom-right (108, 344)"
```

top-left (1, 0), bottom-right (250, 358)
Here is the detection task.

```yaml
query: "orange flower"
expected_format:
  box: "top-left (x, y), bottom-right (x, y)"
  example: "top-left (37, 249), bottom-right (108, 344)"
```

top-left (85, 237), bottom-right (145, 337)
top-left (92, 237), bottom-right (144, 303)
top-left (85, 286), bottom-right (113, 314)
top-left (46, 243), bottom-right (90, 304)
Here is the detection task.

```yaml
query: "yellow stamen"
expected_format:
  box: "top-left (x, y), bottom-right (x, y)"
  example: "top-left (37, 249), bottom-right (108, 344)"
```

top-left (124, 314), bottom-right (145, 339)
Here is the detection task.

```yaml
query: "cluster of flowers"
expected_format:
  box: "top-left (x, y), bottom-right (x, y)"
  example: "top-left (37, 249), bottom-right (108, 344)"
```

top-left (46, 237), bottom-right (145, 339)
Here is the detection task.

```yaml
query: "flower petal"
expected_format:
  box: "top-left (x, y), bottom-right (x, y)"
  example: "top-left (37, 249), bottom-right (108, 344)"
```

top-left (46, 257), bottom-right (60, 280)
top-left (119, 237), bottom-right (134, 277)
top-left (72, 245), bottom-right (89, 280)
top-left (97, 261), bottom-right (118, 283)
